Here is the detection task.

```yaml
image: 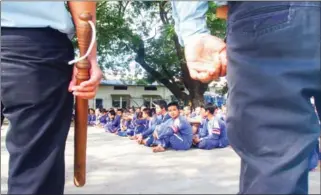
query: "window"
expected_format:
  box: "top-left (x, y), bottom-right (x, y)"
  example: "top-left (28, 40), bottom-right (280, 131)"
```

top-left (95, 98), bottom-right (103, 109)
top-left (144, 86), bottom-right (157, 91)
top-left (143, 99), bottom-right (152, 107)
top-left (114, 86), bottom-right (128, 90)
top-left (112, 99), bottom-right (127, 108)
top-left (112, 99), bottom-right (120, 108)
top-left (142, 95), bottom-right (162, 108)
top-left (111, 95), bottom-right (130, 108)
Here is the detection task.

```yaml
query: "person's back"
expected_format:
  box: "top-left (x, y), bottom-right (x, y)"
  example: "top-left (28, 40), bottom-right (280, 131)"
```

top-left (1, 2), bottom-right (74, 37)
top-left (171, 1), bottom-right (321, 194)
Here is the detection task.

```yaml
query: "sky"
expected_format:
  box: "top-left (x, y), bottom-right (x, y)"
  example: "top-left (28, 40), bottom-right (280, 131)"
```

top-left (104, 2), bottom-right (162, 80)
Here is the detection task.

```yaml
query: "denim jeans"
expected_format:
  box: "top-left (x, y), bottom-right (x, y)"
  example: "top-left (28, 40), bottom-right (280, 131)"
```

top-left (226, 2), bottom-right (321, 194)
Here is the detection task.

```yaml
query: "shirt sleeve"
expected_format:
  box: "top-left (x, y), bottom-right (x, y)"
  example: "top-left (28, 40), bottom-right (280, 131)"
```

top-left (215, 1), bottom-right (228, 6)
top-left (170, 1), bottom-right (210, 47)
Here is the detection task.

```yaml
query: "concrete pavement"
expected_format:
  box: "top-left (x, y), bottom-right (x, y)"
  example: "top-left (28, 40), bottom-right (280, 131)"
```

top-left (1, 126), bottom-right (320, 194)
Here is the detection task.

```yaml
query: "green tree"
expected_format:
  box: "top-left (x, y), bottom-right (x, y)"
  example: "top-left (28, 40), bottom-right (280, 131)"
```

top-left (95, 1), bottom-right (226, 107)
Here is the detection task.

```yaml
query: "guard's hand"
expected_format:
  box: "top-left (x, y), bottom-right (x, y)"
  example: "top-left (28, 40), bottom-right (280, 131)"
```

top-left (185, 34), bottom-right (227, 83)
top-left (69, 60), bottom-right (103, 99)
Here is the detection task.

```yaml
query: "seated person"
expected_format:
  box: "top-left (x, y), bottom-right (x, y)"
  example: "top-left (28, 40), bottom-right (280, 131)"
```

top-left (133, 107), bottom-right (141, 120)
top-left (104, 109), bottom-right (120, 133)
top-left (139, 100), bottom-right (171, 146)
top-left (190, 107), bottom-right (206, 137)
top-left (87, 108), bottom-right (96, 126)
top-left (183, 106), bottom-right (193, 119)
top-left (192, 123), bottom-right (200, 135)
top-left (188, 106), bottom-right (206, 123)
top-left (117, 112), bottom-right (131, 137)
top-left (127, 111), bottom-right (147, 138)
top-left (97, 108), bottom-right (108, 127)
top-left (152, 102), bottom-right (193, 153)
top-left (191, 106), bottom-right (203, 119)
top-left (112, 108), bottom-right (123, 134)
top-left (136, 113), bottom-right (161, 144)
top-left (131, 108), bottom-right (153, 140)
top-left (193, 103), bottom-right (229, 150)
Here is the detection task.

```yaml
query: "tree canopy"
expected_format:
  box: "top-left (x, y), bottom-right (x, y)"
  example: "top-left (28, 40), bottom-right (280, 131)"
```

top-left (91, 1), bottom-right (227, 106)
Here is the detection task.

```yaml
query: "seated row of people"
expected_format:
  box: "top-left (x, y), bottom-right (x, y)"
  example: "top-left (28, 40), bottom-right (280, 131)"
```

top-left (88, 102), bottom-right (320, 171)
top-left (101, 100), bottom-right (229, 153)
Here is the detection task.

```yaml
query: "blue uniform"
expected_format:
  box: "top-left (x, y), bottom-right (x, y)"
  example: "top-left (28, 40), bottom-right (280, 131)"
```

top-left (105, 115), bottom-right (121, 133)
top-left (308, 140), bottom-right (320, 171)
top-left (87, 114), bottom-right (96, 126)
top-left (197, 117), bottom-right (229, 150)
top-left (154, 116), bottom-right (193, 150)
top-left (126, 119), bottom-right (147, 136)
top-left (144, 113), bottom-right (171, 147)
top-left (117, 119), bottom-right (131, 137)
top-left (99, 115), bottom-right (108, 126)
top-left (141, 115), bottom-right (162, 138)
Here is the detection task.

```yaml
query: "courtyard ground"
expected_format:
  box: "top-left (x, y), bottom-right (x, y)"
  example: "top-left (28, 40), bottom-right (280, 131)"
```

top-left (1, 125), bottom-right (320, 194)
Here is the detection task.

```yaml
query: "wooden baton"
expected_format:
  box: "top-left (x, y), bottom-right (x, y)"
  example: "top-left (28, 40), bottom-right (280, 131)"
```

top-left (74, 12), bottom-right (92, 187)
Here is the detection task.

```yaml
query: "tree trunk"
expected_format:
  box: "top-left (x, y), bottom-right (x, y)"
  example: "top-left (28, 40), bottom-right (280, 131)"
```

top-left (189, 82), bottom-right (207, 108)
top-left (134, 41), bottom-right (190, 103)
top-left (158, 2), bottom-right (208, 108)
top-left (171, 33), bottom-right (208, 108)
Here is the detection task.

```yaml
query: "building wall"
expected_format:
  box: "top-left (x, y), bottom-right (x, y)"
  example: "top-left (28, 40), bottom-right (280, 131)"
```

top-left (88, 85), bottom-right (174, 109)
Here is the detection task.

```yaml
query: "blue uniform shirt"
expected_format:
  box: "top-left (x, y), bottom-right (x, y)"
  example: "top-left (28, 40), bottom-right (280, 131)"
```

top-left (1, 2), bottom-right (75, 38)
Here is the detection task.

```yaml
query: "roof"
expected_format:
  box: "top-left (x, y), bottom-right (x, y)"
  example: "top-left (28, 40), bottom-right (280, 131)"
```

top-left (100, 79), bottom-right (162, 87)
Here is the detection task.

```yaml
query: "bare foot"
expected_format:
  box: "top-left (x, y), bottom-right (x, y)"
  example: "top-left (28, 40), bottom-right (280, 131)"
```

top-left (141, 139), bottom-right (147, 145)
top-left (152, 145), bottom-right (166, 153)
top-left (129, 136), bottom-right (136, 140)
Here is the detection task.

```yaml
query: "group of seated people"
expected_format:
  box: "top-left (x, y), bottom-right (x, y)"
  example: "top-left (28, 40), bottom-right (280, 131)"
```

top-left (88, 100), bottom-right (229, 153)
top-left (87, 100), bottom-right (320, 171)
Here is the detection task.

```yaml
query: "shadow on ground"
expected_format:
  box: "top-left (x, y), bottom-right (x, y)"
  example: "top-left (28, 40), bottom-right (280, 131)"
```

top-left (1, 126), bottom-right (320, 194)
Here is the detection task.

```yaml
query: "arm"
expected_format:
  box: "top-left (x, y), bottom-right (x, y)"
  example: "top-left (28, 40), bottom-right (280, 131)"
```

top-left (171, 1), bottom-right (210, 47)
top-left (198, 119), bottom-right (209, 138)
top-left (68, 1), bottom-right (97, 64)
top-left (171, 1), bottom-right (228, 47)
top-left (188, 117), bottom-right (202, 124)
top-left (112, 116), bottom-right (121, 128)
top-left (202, 119), bottom-right (221, 140)
top-left (198, 127), bottom-right (209, 138)
top-left (157, 118), bottom-right (180, 139)
top-left (141, 123), bottom-right (157, 138)
top-left (157, 126), bottom-right (175, 139)
top-left (135, 119), bottom-right (147, 126)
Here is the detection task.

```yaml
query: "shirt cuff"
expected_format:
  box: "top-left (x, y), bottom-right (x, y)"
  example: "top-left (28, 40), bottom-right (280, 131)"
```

top-left (183, 33), bottom-right (210, 47)
top-left (215, 1), bottom-right (228, 6)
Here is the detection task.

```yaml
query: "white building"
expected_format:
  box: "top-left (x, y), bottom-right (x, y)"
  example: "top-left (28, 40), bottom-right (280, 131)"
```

top-left (88, 80), bottom-right (175, 109)
top-left (88, 79), bottom-right (226, 109)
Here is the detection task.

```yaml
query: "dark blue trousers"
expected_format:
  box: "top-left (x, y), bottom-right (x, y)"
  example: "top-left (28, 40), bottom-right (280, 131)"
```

top-left (1, 28), bottom-right (74, 194)
top-left (226, 2), bottom-right (321, 194)
top-left (1, 101), bottom-right (4, 126)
